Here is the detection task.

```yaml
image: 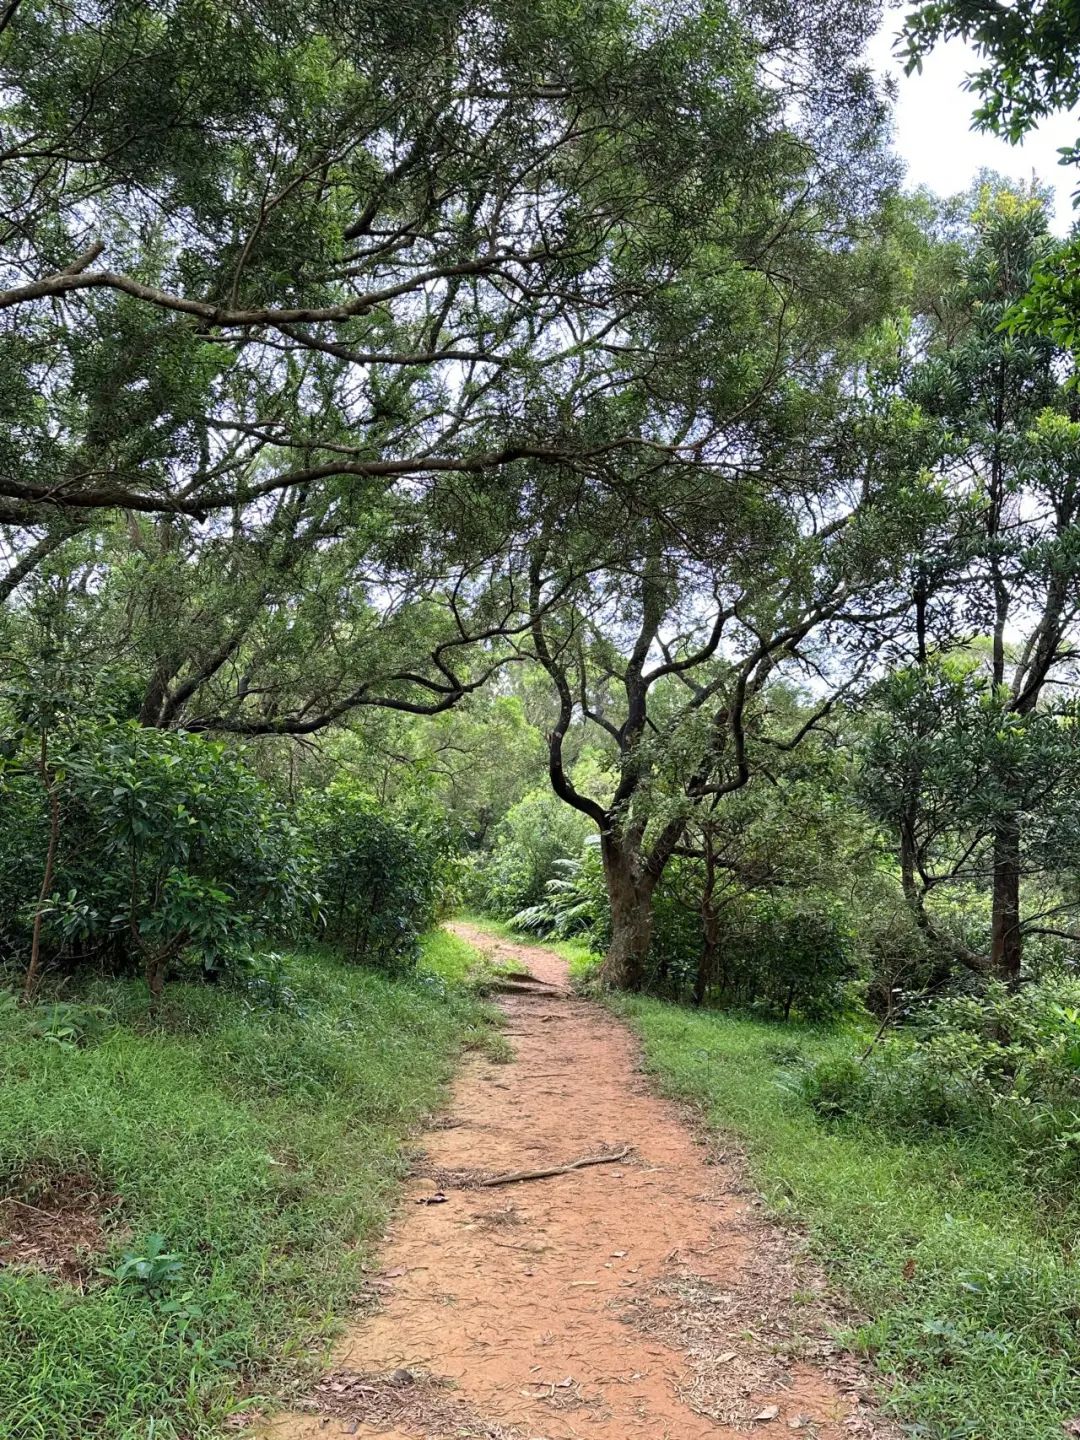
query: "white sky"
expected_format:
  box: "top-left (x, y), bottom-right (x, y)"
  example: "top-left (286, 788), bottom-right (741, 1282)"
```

top-left (868, 13), bottom-right (1080, 234)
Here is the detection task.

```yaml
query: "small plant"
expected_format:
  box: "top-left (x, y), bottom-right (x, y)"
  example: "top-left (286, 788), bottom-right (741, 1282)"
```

top-left (31, 1000), bottom-right (106, 1049)
top-left (802, 1053), bottom-right (870, 1118)
top-left (231, 950), bottom-right (305, 1012)
top-left (106, 1233), bottom-right (184, 1292)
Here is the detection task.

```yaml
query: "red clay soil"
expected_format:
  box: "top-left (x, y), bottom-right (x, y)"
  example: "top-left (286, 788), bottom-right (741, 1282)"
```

top-left (261, 923), bottom-right (895, 1440)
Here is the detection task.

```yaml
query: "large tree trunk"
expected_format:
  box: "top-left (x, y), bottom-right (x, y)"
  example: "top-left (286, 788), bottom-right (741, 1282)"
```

top-left (990, 816), bottom-right (1022, 984)
top-left (599, 837), bottom-right (655, 991)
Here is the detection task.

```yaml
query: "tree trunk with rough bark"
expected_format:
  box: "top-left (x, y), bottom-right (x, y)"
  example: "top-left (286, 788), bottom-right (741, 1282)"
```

top-left (990, 816), bottom-right (1022, 984)
top-left (599, 837), bottom-right (655, 991)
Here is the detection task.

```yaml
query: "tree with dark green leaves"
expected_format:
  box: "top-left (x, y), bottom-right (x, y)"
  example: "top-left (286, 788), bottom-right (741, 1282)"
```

top-left (516, 388), bottom-right (910, 988)
top-left (0, 0), bottom-right (895, 735)
top-left (0, 0), bottom-right (888, 522)
top-left (857, 185), bottom-right (1080, 982)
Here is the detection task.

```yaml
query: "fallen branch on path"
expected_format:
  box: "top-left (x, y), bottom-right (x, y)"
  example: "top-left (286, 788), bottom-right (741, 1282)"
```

top-left (479, 1146), bottom-right (633, 1188)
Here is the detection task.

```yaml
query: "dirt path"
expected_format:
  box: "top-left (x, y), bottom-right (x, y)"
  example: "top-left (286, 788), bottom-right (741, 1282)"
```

top-left (263, 923), bottom-right (892, 1440)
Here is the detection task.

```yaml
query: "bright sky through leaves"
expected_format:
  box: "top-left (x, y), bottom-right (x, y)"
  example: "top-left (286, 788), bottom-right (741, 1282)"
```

top-left (869, 18), bottom-right (1080, 232)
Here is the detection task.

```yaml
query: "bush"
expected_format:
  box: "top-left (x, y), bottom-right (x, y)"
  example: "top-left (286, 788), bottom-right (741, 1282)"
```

top-left (705, 891), bottom-right (860, 1019)
top-left (467, 787), bottom-right (594, 919)
top-left (804, 975), bottom-right (1080, 1192)
top-left (0, 720), bottom-right (314, 999)
top-left (302, 784), bottom-right (450, 968)
top-left (802, 1053), bottom-right (870, 1118)
top-left (511, 839), bottom-right (608, 941)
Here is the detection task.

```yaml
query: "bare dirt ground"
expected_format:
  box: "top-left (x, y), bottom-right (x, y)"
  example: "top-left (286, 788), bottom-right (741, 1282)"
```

top-left (261, 923), bottom-right (895, 1440)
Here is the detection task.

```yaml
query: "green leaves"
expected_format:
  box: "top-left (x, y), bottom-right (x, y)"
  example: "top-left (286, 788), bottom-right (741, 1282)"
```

top-left (106, 1234), bottom-right (185, 1293)
top-left (0, 717), bottom-right (317, 993)
top-left (301, 782), bottom-right (452, 968)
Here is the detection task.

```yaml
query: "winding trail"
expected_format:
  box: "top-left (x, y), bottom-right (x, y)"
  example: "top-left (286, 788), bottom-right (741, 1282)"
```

top-left (264, 922), bottom-right (892, 1440)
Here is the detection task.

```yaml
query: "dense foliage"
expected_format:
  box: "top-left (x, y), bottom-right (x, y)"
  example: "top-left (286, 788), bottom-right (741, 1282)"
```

top-left (0, 717), bottom-right (454, 995)
top-left (0, 721), bottom-right (314, 998)
top-left (4, 0), bottom-right (1080, 1434)
top-left (807, 975), bottom-right (1080, 1190)
top-left (304, 785), bottom-right (454, 968)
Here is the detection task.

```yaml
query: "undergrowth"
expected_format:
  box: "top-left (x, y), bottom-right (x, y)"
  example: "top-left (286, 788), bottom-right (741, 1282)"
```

top-left (0, 933), bottom-right (494, 1440)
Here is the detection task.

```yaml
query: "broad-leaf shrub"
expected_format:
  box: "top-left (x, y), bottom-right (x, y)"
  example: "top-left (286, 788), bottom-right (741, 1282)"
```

top-left (704, 892), bottom-right (860, 1019)
top-left (511, 840), bottom-right (608, 941)
top-left (509, 833), bottom-right (858, 1016)
top-left (302, 784), bottom-right (448, 968)
top-left (467, 787), bottom-right (594, 919)
top-left (0, 761), bottom-right (45, 969)
top-left (0, 720), bottom-right (314, 996)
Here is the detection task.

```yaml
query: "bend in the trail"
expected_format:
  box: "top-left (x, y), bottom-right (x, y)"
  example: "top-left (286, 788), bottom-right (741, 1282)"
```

top-left (262, 921), bottom-right (894, 1440)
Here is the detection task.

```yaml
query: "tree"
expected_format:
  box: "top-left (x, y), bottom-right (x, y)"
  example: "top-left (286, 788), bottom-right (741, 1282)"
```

top-left (860, 657), bottom-right (1080, 980)
top-left (521, 439), bottom-right (902, 988)
top-left (0, 0), bottom-right (894, 739)
top-left (0, 0), bottom-right (887, 524)
top-left (858, 186), bottom-right (1080, 981)
top-left (903, 1), bottom-right (1080, 147)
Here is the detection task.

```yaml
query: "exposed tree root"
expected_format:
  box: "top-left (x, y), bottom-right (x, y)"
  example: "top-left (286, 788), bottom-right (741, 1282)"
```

top-left (479, 1146), bottom-right (633, 1188)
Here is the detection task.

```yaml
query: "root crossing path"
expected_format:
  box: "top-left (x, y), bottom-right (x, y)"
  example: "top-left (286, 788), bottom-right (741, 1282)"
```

top-left (264, 923), bottom-right (893, 1440)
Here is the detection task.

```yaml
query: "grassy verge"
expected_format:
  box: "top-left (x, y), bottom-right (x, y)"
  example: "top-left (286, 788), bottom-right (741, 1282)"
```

top-left (0, 933), bottom-right (493, 1440)
top-left (614, 998), bottom-right (1080, 1440)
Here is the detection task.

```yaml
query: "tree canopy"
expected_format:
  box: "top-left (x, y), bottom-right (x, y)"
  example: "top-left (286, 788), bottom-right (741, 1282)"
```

top-left (3, 0), bottom-right (1080, 1009)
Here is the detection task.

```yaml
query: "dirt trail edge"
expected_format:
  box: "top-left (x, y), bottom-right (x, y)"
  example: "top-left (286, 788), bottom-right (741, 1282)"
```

top-left (261, 923), bottom-right (895, 1440)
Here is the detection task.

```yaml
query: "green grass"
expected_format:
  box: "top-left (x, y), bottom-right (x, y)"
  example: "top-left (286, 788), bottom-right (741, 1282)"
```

top-left (613, 998), bottom-right (1080, 1440)
top-left (419, 924), bottom-right (487, 984)
top-left (0, 933), bottom-right (493, 1440)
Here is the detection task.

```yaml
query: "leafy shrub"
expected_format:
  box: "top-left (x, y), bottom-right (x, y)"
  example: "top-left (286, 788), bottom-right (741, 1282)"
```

top-left (805, 975), bottom-right (1080, 1192)
top-left (31, 1000), bottom-right (107, 1049)
top-left (802, 1053), bottom-right (869, 1118)
top-left (106, 1234), bottom-right (185, 1292)
top-left (0, 760), bottom-right (48, 973)
top-left (0, 720), bottom-right (315, 999)
top-left (468, 787), bottom-right (594, 919)
top-left (728, 892), bottom-right (864, 1019)
top-left (716, 892), bottom-right (860, 1020)
top-left (302, 784), bottom-right (449, 969)
top-left (511, 839), bottom-right (608, 940)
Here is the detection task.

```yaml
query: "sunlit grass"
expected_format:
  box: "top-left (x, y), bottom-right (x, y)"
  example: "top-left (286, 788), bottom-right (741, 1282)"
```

top-left (454, 910), bottom-right (599, 979)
